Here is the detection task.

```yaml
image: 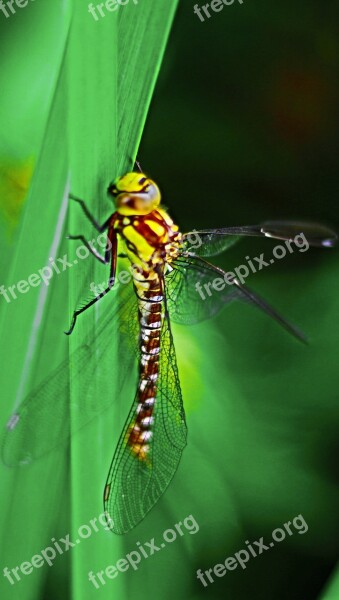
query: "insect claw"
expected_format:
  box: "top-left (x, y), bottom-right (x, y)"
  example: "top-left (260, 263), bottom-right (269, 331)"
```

top-left (64, 316), bottom-right (76, 336)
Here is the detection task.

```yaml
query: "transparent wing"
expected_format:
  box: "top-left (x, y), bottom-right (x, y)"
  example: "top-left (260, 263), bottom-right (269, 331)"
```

top-left (183, 221), bottom-right (337, 257)
top-left (166, 254), bottom-right (306, 342)
top-left (184, 230), bottom-right (241, 256)
top-left (259, 221), bottom-right (337, 247)
top-left (104, 297), bottom-right (187, 535)
top-left (2, 280), bottom-right (138, 467)
top-left (166, 255), bottom-right (241, 325)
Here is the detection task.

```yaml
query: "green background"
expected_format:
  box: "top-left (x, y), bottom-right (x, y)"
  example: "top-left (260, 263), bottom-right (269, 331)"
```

top-left (0, 1), bottom-right (338, 599)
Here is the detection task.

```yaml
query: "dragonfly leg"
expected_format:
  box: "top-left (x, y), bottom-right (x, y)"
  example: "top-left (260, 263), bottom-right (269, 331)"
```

top-left (65, 231), bottom-right (117, 335)
top-left (67, 235), bottom-right (109, 264)
top-left (69, 194), bottom-right (109, 232)
top-left (65, 278), bottom-right (115, 335)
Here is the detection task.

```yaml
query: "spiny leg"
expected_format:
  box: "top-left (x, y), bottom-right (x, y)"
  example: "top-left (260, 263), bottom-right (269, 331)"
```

top-left (67, 234), bottom-right (110, 264)
top-left (69, 194), bottom-right (110, 232)
top-left (65, 280), bottom-right (114, 336)
top-left (65, 229), bottom-right (117, 335)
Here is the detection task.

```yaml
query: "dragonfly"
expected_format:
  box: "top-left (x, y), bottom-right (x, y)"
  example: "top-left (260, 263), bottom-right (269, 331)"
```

top-left (2, 171), bottom-right (337, 534)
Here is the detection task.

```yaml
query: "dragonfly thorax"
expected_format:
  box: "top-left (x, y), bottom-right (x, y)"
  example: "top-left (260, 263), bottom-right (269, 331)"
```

top-left (113, 209), bottom-right (182, 267)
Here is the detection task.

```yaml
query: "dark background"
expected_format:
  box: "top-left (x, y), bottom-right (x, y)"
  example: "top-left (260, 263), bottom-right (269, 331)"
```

top-left (139, 2), bottom-right (339, 598)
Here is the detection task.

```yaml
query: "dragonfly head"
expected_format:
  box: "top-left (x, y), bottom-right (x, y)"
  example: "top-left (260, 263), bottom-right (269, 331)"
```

top-left (107, 172), bottom-right (161, 215)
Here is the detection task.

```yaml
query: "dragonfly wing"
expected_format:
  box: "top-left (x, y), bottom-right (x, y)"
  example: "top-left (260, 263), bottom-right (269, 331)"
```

top-left (2, 280), bottom-right (138, 467)
top-left (104, 305), bottom-right (187, 534)
top-left (166, 255), bottom-right (241, 325)
top-left (230, 277), bottom-right (307, 343)
top-left (259, 221), bottom-right (337, 247)
top-left (183, 221), bottom-right (337, 256)
top-left (166, 255), bottom-right (306, 342)
top-left (183, 229), bottom-right (242, 256)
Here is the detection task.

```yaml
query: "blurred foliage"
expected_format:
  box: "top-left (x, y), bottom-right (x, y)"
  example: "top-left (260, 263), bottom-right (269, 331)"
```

top-left (0, 2), bottom-right (178, 600)
top-left (0, 157), bottom-right (34, 234)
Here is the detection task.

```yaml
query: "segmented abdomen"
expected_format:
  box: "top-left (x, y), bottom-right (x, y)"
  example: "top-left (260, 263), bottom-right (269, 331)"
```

top-left (126, 272), bottom-right (164, 461)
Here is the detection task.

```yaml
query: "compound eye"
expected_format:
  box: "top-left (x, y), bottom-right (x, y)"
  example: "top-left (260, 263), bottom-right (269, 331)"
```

top-left (138, 177), bottom-right (147, 185)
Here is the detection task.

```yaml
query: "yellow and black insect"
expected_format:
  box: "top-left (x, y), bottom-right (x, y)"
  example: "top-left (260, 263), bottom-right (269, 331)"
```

top-left (3, 170), bottom-right (337, 534)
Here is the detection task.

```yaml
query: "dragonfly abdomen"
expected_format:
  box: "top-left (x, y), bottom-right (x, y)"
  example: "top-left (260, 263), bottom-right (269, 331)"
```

top-left (126, 275), bottom-right (164, 461)
top-left (116, 207), bottom-right (180, 464)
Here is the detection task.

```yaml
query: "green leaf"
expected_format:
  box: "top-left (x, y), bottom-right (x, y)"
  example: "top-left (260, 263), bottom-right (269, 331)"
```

top-left (0, 2), bottom-right (178, 597)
